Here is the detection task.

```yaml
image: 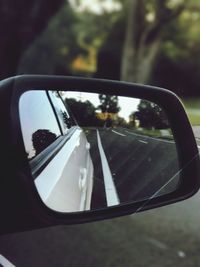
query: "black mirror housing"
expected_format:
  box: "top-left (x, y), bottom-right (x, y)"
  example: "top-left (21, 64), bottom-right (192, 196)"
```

top-left (0, 75), bottom-right (199, 234)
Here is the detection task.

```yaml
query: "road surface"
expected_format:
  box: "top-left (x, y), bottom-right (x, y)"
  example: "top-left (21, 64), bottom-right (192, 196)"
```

top-left (87, 127), bottom-right (179, 209)
top-left (0, 192), bottom-right (200, 267)
top-left (0, 127), bottom-right (200, 267)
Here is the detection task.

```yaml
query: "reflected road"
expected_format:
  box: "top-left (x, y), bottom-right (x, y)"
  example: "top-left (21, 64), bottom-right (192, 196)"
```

top-left (0, 128), bottom-right (199, 266)
top-left (87, 127), bottom-right (179, 209)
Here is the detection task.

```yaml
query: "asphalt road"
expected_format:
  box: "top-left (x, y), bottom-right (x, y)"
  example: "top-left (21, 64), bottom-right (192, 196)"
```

top-left (88, 127), bottom-right (179, 209)
top-left (0, 192), bottom-right (200, 267)
top-left (0, 127), bottom-right (200, 267)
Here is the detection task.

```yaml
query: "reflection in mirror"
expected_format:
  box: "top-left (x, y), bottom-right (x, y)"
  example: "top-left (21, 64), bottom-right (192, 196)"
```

top-left (182, 98), bottom-right (200, 143)
top-left (19, 90), bottom-right (180, 213)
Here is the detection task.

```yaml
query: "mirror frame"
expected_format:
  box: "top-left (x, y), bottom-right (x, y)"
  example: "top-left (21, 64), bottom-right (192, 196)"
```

top-left (2, 75), bottom-right (200, 226)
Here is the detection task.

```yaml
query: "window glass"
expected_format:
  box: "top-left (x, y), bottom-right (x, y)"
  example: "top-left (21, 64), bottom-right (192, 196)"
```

top-left (19, 90), bottom-right (61, 159)
top-left (48, 91), bottom-right (75, 134)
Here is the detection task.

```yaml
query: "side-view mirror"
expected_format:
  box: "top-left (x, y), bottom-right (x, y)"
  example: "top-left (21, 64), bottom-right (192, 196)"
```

top-left (0, 75), bottom-right (199, 234)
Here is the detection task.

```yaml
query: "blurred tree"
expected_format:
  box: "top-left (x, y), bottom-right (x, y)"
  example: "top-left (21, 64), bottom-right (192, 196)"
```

top-left (98, 94), bottom-right (120, 127)
top-left (128, 113), bottom-right (136, 128)
top-left (98, 94), bottom-right (120, 113)
top-left (96, 0), bottom-right (200, 95)
top-left (134, 100), bottom-right (170, 129)
top-left (114, 116), bottom-right (127, 128)
top-left (121, 0), bottom-right (187, 83)
top-left (152, 1), bottom-right (200, 96)
top-left (66, 98), bottom-right (98, 126)
top-left (95, 14), bottom-right (125, 79)
top-left (71, 1), bottom-right (122, 75)
top-left (18, 4), bottom-right (85, 75)
top-left (0, 0), bottom-right (65, 79)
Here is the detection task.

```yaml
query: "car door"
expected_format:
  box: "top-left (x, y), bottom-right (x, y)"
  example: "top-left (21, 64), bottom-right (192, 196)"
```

top-left (19, 90), bottom-right (94, 213)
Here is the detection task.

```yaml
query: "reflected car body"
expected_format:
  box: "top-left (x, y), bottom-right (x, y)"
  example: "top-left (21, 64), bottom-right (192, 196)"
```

top-left (19, 90), bottom-right (94, 212)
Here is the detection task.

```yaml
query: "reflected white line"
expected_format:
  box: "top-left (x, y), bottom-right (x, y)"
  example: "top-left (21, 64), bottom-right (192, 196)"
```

top-left (111, 130), bottom-right (126, 137)
top-left (125, 130), bottom-right (174, 144)
top-left (139, 140), bottom-right (148, 144)
top-left (96, 130), bottom-right (119, 206)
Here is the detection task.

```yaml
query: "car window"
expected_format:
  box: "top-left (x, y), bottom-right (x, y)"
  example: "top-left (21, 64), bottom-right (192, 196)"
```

top-left (19, 90), bottom-right (61, 160)
top-left (48, 91), bottom-right (76, 134)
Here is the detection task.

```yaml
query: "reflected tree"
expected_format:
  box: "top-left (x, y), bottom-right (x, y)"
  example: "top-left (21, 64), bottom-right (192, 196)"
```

top-left (98, 94), bottom-right (120, 113)
top-left (128, 113), bottom-right (136, 128)
top-left (98, 94), bottom-right (120, 127)
top-left (134, 100), bottom-right (170, 129)
top-left (66, 98), bottom-right (98, 127)
top-left (32, 129), bottom-right (57, 156)
top-left (115, 116), bottom-right (127, 128)
top-left (61, 111), bottom-right (73, 128)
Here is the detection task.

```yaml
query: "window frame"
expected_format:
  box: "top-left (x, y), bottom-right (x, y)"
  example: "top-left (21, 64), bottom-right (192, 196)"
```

top-left (21, 90), bottom-right (78, 178)
top-left (30, 127), bottom-right (77, 178)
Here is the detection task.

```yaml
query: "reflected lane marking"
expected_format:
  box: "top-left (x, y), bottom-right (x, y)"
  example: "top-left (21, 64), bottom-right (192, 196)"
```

top-left (96, 130), bottom-right (119, 206)
top-left (0, 255), bottom-right (15, 267)
top-left (125, 130), bottom-right (174, 144)
top-left (111, 130), bottom-right (126, 137)
top-left (139, 140), bottom-right (148, 144)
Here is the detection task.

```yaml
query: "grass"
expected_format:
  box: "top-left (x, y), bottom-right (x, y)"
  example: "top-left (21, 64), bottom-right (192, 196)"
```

top-left (133, 128), bottom-right (173, 140)
top-left (182, 98), bottom-right (200, 109)
top-left (182, 98), bottom-right (200, 126)
top-left (186, 113), bottom-right (200, 126)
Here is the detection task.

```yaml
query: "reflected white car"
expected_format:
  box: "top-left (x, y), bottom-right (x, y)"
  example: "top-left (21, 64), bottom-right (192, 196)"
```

top-left (19, 90), bottom-right (94, 212)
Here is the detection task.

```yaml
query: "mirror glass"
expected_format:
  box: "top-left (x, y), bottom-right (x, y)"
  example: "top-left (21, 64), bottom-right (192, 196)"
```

top-left (19, 90), bottom-right (180, 212)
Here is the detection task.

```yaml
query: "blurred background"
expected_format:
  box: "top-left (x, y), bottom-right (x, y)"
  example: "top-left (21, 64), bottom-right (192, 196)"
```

top-left (0, 0), bottom-right (200, 266)
top-left (1, 0), bottom-right (200, 95)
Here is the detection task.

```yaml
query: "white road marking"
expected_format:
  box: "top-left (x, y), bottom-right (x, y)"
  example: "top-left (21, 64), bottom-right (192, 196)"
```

top-left (96, 130), bottom-right (119, 206)
top-left (139, 140), bottom-right (148, 144)
top-left (145, 238), bottom-right (186, 258)
top-left (177, 251), bottom-right (186, 258)
top-left (111, 130), bottom-right (126, 137)
top-left (145, 237), bottom-right (168, 250)
top-left (125, 130), bottom-right (174, 144)
top-left (0, 255), bottom-right (15, 267)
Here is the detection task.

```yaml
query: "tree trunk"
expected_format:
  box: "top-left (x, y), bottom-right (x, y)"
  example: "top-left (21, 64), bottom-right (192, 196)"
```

top-left (135, 38), bottom-right (161, 84)
top-left (120, 0), bottom-right (140, 83)
top-left (120, 0), bottom-right (166, 84)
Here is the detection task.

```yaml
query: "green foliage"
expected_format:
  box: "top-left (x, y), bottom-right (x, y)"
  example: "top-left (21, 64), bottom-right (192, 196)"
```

top-left (134, 100), bottom-right (170, 129)
top-left (182, 98), bottom-right (200, 126)
top-left (19, 4), bottom-right (85, 75)
top-left (72, 3), bottom-right (123, 75)
top-left (1, 0), bottom-right (200, 96)
top-left (96, 0), bottom-right (200, 95)
top-left (18, 1), bottom-right (122, 76)
top-left (66, 98), bottom-right (99, 126)
top-left (98, 94), bottom-right (120, 113)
